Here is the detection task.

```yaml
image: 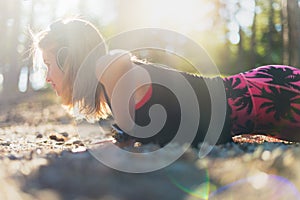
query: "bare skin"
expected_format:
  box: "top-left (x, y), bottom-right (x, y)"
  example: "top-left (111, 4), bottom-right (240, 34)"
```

top-left (94, 51), bottom-right (153, 146)
top-left (96, 51), bottom-right (151, 106)
top-left (95, 51), bottom-right (152, 142)
top-left (43, 50), bottom-right (64, 96)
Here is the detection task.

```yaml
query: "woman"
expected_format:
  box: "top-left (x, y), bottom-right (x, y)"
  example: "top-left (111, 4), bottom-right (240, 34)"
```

top-left (33, 18), bottom-right (300, 148)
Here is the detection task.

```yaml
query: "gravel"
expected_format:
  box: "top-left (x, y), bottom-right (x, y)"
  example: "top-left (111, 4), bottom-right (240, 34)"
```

top-left (0, 92), bottom-right (300, 200)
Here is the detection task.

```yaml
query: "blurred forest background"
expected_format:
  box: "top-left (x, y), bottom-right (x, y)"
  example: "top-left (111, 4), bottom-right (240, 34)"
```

top-left (0, 0), bottom-right (299, 103)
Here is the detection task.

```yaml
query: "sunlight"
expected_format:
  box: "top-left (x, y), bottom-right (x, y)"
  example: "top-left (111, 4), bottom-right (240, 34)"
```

top-left (86, 0), bottom-right (117, 25)
top-left (235, 0), bottom-right (255, 27)
top-left (248, 172), bottom-right (269, 189)
top-left (30, 69), bottom-right (46, 91)
top-left (55, 0), bottom-right (80, 17)
top-left (18, 66), bottom-right (28, 93)
top-left (53, 0), bottom-right (117, 25)
top-left (228, 33), bottom-right (240, 44)
top-left (142, 0), bottom-right (215, 33)
top-left (0, 74), bottom-right (3, 85)
top-left (0, 73), bottom-right (3, 92)
top-left (225, 0), bottom-right (256, 44)
top-left (236, 11), bottom-right (254, 27)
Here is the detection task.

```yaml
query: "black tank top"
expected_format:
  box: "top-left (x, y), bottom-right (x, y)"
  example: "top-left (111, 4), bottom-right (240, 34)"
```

top-left (109, 63), bottom-right (232, 147)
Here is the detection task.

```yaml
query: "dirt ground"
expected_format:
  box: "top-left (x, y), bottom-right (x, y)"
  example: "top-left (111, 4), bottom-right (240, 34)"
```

top-left (0, 91), bottom-right (300, 200)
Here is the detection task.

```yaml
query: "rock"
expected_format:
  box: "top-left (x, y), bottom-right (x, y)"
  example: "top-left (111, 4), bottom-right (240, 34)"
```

top-left (49, 133), bottom-right (66, 142)
top-left (1, 141), bottom-right (11, 146)
top-left (59, 132), bottom-right (69, 138)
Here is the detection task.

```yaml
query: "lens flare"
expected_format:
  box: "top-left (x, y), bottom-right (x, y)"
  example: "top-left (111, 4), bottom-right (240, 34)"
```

top-left (166, 169), bottom-right (216, 199)
top-left (209, 173), bottom-right (300, 199)
top-left (167, 170), bottom-right (300, 199)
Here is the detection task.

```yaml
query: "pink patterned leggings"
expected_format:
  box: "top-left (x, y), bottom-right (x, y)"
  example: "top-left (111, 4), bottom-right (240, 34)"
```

top-left (224, 65), bottom-right (300, 142)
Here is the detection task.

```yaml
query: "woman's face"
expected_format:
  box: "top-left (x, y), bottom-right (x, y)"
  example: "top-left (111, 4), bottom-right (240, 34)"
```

top-left (42, 50), bottom-right (64, 96)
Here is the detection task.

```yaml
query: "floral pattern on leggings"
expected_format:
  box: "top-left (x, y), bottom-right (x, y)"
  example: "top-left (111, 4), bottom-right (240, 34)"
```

top-left (223, 65), bottom-right (300, 141)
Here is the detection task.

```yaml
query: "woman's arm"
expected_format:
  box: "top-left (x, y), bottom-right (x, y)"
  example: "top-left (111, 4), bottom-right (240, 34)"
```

top-left (95, 50), bottom-right (133, 99)
top-left (95, 50), bottom-right (137, 134)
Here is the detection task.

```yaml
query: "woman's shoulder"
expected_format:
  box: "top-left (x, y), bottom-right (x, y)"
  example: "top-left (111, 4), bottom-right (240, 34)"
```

top-left (134, 60), bottom-right (202, 78)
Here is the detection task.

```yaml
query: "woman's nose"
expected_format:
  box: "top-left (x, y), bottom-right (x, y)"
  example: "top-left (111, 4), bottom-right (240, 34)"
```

top-left (46, 71), bottom-right (51, 83)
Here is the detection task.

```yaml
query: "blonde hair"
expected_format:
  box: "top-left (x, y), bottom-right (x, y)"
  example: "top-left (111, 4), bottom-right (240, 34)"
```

top-left (32, 18), bottom-right (111, 121)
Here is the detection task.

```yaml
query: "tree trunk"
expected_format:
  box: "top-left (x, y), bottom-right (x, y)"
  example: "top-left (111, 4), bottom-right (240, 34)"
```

top-left (250, 0), bottom-right (257, 67)
top-left (268, 0), bottom-right (275, 62)
top-left (2, 0), bottom-right (22, 100)
top-left (281, 0), bottom-right (289, 64)
top-left (237, 25), bottom-right (245, 67)
top-left (236, 2), bottom-right (245, 68)
top-left (287, 0), bottom-right (300, 67)
top-left (0, 1), bottom-right (8, 67)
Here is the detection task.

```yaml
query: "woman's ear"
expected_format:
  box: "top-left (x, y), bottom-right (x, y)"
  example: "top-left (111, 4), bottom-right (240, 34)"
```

top-left (95, 50), bottom-right (132, 81)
